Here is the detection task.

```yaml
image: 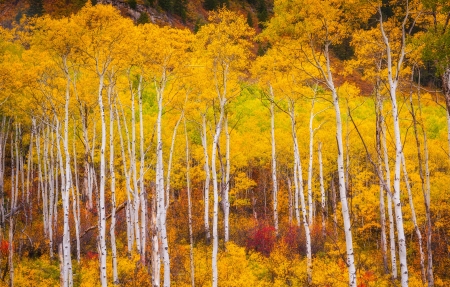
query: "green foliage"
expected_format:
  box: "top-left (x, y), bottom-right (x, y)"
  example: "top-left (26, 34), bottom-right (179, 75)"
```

top-left (159, 0), bottom-right (172, 12)
top-left (203, 0), bottom-right (218, 11)
top-left (27, 0), bottom-right (44, 17)
top-left (137, 12), bottom-right (150, 25)
top-left (256, 0), bottom-right (268, 28)
top-left (247, 11), bottom-right (254, 28)
top-left (173, 0), bottom-right (188, 21)
top-left (193, 18), bottom-right (204, 33)
top-left (128, 0), bottom-right (137, 10)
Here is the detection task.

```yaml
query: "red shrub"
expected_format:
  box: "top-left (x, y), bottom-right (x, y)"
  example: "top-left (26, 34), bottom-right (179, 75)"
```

top-left (0, 240), bottom-right (9, 255)
top-left (86, 251), bottom-right (99, 260)
top-left (283, 225), bottom-right (301, 252)
top-left (246, 224), bottom-right (276, 256)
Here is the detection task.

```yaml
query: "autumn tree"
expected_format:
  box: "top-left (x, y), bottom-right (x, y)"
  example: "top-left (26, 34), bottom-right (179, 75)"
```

top-left (194, 8), bottom-right (254, 287)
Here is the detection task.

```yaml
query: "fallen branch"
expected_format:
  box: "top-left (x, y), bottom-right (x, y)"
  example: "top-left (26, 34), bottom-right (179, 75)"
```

top-left (4, 204), bottom-right (23, 219)
top-left (74, 201), bottom-right (128, 242)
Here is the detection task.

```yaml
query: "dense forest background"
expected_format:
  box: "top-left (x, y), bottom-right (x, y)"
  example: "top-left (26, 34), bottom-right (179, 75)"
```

top-left (1, 0), bottom-right (450, 286)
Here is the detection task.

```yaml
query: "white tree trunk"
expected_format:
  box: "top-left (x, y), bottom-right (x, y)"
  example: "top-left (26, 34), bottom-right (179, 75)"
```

top-left (155, 77), bottom-right (170, 287)
top-left (129, 79), bottom-right (141, 255)
top-left (382, 122), bottom-right (398, 279)
top-left (379, 11), bottom-right (409, 285)
top-left (108, 80), bottom-right (119, 284)
top-left (423, 132), bottom-right (434, 287)
top-left (269, 86), bottom-right (279, 235)
top-left (211, 102), bottom-right (224, 287)
top-left (165, 112), bottom-right (183, 210)
top-left (201, 115), bottom-right (211, 243)
top-left (115, 102), bottom-right (134, 255)
top-left (138, 75), bottom-right (147, 265)
top-left (72, 130), bottom-right (81, 264)
top-left (290, 105), bottom-right (312, 283)
top-left (375, 97), bottom-right (389, 274)
top-left (151, 197), bottom-right (160, 287)
top-left (318, 142), bottom-right (326, 237)
top-left (8, 129), bottom-right (17, 287)
top-left (223, 117), bottom-right (230, 243)
top-left (409, 83), bottom-right (434, 285)
top-left (97, 74), bottom-right (108, 287)
top-left (307, 100), bottom-right (315, 226)
top-left (320, 42), bottom-right (357, 286)
top-left (184, 119), bottom-right (195, 287)
top-left (55, 121), bottom-right (72, 287)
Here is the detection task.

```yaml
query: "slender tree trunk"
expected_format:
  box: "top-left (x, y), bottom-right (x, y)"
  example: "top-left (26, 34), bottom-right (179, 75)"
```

top-left (423, 131), bottom-right (434, 287)
top-left (72, 129), bottom-right (81, 264)
top-left (0, 118), bottom-right (9, 230)
top-left (375, 94), bottom-right (389, 274)
top-left (269, 86), bottom-right (279, 235)
top-left (223, 116), bottom-right (230, 243)
top-left (55, 120), bottom-right (72, 287)
top-left (318, 142), bottom-right (326, 237)
top-left (108, 79), bottom-right (119, 284)
top-left (81, 107), bottom-right (93, 210)
top-left (323, 42), bottom-right (356, 286)
top-left (97, 74), bottom-right (108, 287)
top-left (382, 117), bottom-right (398, 279)
top-left (138, 75), bottom-right (147, 265)
top-left (130, 77), bottom-right (141, 256)
top-left (8, 129), bottom-right (17, 287)
top-left (116, 102), bottom-right (134, 256)
top-left (155, 78), bottom-right (170, 287)
top-left (211, 98), bottom-right (225, 287)
top-left (380, 12), bottom-right (409, 286)
top-left (184, 119), bottom-right (195, 287)
top-left (307, 99), bottom-right (315, 226)
top-left (290, 104), bottom-right (312, 283)
top-left (165, 112), bottom-right (183, 210)
top-left (409, 74), bottom-right (434, 286)
top-left (287, 176), bottom-right (293, 225)
top-left (201, 115), bottom-right (211, 243)
top-left (151, 197), bottom-right (160, 287)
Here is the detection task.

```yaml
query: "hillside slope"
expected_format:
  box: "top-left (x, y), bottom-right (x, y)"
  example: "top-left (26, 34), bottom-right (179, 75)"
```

top-left (0, 0), bottom-right (271, 31)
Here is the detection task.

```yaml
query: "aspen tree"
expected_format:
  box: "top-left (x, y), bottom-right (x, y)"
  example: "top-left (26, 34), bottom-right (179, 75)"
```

top-left (195, 9), bottom-right (254, 286)
top-left (378, 3), bottom-right (419, 283)
top-left (201, 114), bottom-right (211, 243)
top-left (138, 22), bottom-right (192, 286)
top-left (72, 126), bottom-right (81, 264)
top-left (184, 118), bottom-right (195, 287)
top-left (269, 86), bottom-right (279, 235)
top-left (252, 46), bottom-right (312, 281)
top-left (375, 94), bottom-right (389, 274)
top-left (8, 126), bottom-right (18, 287)
top-left (262, 0), bottom-right (377, 283)
top-left (223, 116), bottom-right (231, 243)
top-left (73, 5), bottom-right (133, 285)
top-left (107, 74), bottom-right (119, 284)
top-left (381, 113), bottom-right (398, 279)
top-left (318, 142), bottom-right (326, 236)
top-left (115, 101), bottom-right (134, 256)
top-left (408, 68), bottom-right (433, 285)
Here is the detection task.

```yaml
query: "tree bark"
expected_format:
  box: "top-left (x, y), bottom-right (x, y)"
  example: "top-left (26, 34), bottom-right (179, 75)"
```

top-left (184, 119), bottom-right (195, 287)
top-left (97, 74), bottom-right (108, 287)
top-left (318, 142), bottom-right (326, 237)
top-left (289, 102), bottom-right (312, 283)
top-left (201, 114), bottom-right (211, 243)
top-left (375, 95), bottom-right (389, 274)
top-left (108, 78), bottom-right (119, 284)
top-left (269, 86), bottom-right (279, 235)
top-left (379, 12), bottom-right (409, 285)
